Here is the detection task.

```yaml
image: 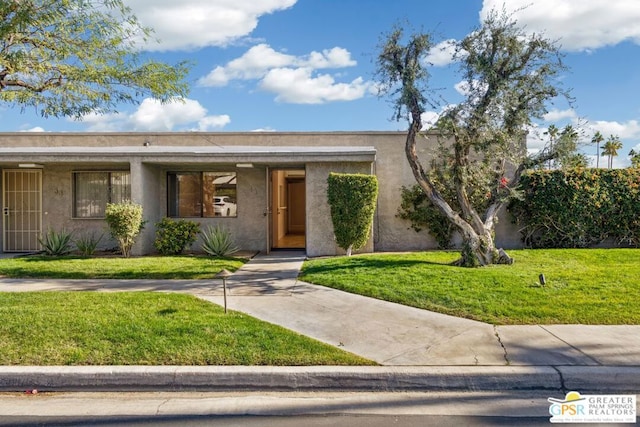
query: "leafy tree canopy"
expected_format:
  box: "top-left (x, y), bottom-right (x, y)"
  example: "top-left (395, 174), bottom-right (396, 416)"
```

top-left (0, 0), bottom-right (190, 118)
top-left (377, 9), bottom-right (572, 266)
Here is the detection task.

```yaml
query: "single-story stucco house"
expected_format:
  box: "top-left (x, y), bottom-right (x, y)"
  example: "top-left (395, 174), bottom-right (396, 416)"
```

top-left (0, 131), bottom-right (521, 256)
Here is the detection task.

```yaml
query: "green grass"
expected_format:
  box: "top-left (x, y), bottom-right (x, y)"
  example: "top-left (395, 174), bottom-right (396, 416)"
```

top-left (300, 249), bottom-right (640, 325)
top-left (0, 292), bottom-right (374, 366)
top-left (0, 255), bottom-right (246, 279)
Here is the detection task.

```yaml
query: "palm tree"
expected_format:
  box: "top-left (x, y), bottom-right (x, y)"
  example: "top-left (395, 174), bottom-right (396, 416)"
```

top-left (591, 131), bottom-right (604, 168)
top-left (556, 125), bottom-right (580, 169)
top-left (630, 149), bottom-right (640, 168)
top-left (601, 135), bottom-right (623, 169)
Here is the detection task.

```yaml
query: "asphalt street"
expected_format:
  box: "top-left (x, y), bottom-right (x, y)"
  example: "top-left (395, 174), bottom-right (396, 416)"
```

top-left (4, 390), bottom-right (634, 426)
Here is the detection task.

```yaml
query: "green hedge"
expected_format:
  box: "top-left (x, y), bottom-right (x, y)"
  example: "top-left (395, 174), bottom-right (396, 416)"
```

top-left (397, 184), bottom-right (456, 249)
top-left (508, 169), bottom-right (640, 248)
top-left (327, 173), bottom-right (379, 255)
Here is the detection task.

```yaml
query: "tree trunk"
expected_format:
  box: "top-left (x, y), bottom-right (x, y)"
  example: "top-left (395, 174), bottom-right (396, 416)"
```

top-left (402, 112), bottom-right (515, 267)
top-left (346, 244), bottom-right (353, 257)
top-left (456, 229), bottom-right (513, 267)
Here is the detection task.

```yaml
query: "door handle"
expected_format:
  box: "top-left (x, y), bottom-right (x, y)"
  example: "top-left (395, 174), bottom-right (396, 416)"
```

top-left (3, 207), bottom-right (8, 216)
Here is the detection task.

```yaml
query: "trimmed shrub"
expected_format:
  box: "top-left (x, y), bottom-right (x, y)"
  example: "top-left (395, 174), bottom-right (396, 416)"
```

top-left (201, 225), bottom-right (239, 257)
top-left (104, 202), bottom-right (144, 257)
top-left (39, 228), bottom-right (74, 256)
top-left (509, 168), bottom-right (640, 248)
top-left (154, 218), bottom-right (200, 255)
top-left (327, 173), bottom-right (379, 256)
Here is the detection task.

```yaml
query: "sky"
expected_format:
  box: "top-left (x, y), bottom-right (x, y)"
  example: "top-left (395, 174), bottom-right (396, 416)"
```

top-left (2, 0), bottom-right (640, 167)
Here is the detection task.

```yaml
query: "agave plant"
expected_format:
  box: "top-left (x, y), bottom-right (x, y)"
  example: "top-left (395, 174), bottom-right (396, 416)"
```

top-left (39, 228), bottom-right (74, 256)
top-left (201, 225), bottom-right (239, 257)
top-left (74, 231), bottom-right (103, 256)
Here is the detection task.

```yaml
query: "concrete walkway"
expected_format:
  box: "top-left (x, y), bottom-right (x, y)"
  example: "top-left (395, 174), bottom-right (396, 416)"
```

top-left (1, 251), bottom-right (639, 367)
top-left (202, 251), bottom-right (640, 367)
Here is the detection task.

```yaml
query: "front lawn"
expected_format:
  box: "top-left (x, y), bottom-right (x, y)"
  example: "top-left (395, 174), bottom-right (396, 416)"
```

top-left (0, 255), bottom-right (245, 279)
top-left (0, 292), bottom-right (373, 366)
top-left (299, 249), bottom-right (640, 325)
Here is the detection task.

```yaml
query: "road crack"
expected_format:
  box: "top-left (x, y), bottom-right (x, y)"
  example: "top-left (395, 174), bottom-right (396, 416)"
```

top-left (493, 325), bottom-right (510, 365)
top-left (155, 398), bottom-right (171, 416)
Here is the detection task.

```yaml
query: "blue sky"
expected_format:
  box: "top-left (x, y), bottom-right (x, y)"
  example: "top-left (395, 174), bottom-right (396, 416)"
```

top-left (3, 0), bottom-right (640, 167)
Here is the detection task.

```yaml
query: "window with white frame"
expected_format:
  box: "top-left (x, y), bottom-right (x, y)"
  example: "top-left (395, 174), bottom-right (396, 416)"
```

top-left (167, 172), bottom-right (237, 218)
top-left (72, 171), bottom-right (131, 218)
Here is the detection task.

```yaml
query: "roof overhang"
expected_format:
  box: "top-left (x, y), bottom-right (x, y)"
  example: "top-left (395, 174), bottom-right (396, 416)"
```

top-left (0, 145), bottom-right (377, 166)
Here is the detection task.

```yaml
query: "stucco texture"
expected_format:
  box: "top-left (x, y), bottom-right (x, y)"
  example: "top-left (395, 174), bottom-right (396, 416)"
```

top-left (0, 131), bottom-right (521, 256)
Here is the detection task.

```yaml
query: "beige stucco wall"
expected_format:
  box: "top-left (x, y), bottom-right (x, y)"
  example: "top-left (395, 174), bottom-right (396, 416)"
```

top-left (40, 164), bottom-right (128, 252)
top-left (0, 131), bottom-right (523, 255)
top-left (134, 164), bottom-right (268, 255)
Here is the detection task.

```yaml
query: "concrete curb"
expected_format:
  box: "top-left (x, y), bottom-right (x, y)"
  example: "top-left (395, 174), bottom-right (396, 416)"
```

top-left (1, 366), bottom-right (639, 393)
top-left (556, 366), bottom-right (640, 393)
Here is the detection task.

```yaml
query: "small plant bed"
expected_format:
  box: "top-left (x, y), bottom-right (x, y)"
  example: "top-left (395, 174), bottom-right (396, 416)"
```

top-left (300, 249), bottom-right (640, 325)
top-left (0, 255), bottom-right (246, 279)
top-left (0, 292), bottom-right (374, 366)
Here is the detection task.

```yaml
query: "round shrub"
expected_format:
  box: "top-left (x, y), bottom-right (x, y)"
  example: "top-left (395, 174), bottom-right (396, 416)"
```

top-left (154, 218), bottom-right (200, 255)
top-left (105, 202), bottom-right (144, 258)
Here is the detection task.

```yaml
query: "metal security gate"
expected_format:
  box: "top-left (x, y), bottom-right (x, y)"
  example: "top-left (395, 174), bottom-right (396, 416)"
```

top-left (2, 169), bottom-right (42, 252)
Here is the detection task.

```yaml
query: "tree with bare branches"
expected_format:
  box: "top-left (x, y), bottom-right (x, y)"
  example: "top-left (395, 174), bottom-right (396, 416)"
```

top-left (376, 10), bottom-right (571, 266)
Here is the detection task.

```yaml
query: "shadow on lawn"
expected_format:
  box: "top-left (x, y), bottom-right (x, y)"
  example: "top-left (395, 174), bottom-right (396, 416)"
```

top-left (0, 255), bottom-right (244, 280)
top-left (301, 255), bottom-right (455, 276)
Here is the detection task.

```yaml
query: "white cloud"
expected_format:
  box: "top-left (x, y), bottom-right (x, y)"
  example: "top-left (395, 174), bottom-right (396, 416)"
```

top-left (424, 39), bottom-right (459, 67)
top-left (128, 0), bottom-right (298, 51)
top-left (305, 47), bottom-right (357, 69)
top-left (77, 98), bottom-right (230, 131)
top-left (19, 127), bottom-right (46, 132)
top-left (419, 105), bottom-right (460, 131)
top-left (259, 68), bottom-right (370, 104)
top-left (527, 119), bottom-right (640, 168)
top-left (420, 111), bottom-right (441, 130)
top-left (587, 119), bottom-right (640, 140)
top-left (584, 154), bottom-right (629, 169)
top-left (526, 124), bottom-right (547, 154)
top-left (130, 98), bottom-right (207, 130)
top-left (199, 44), bottom-right (358, 87)
top-left (611, 156), bottom-right (630, 169)
top-left (454, 79), bottom-right (487, 98)
top-left (481, 0), bottom-right (640, 51)
top-left (200, 44), bottom-right (370, 104)
top-left (454, 81), bottom-right (471, 97)
top-left (200, 44), bottom-right (296, 86)
top-left (543, 108), bottom-right (578, 123)
top-left (194, 114), bottom-right (231, 131)
top-left (78, 112), bottom-right (126, 132)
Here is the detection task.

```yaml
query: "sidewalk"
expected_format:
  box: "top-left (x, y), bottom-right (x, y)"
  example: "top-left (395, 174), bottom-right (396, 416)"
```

top-left (202, 253), bottom-right (640, 367)
top-left (0, 251), bottom-right (639, 392)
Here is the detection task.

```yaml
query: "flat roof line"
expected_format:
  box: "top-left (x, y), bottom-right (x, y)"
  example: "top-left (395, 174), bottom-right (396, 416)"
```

top-left (0, 130), bottom-right (413, 136)
top-left (0, 145), bottom-right (377, 156)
